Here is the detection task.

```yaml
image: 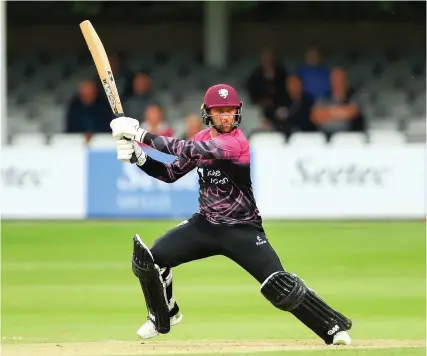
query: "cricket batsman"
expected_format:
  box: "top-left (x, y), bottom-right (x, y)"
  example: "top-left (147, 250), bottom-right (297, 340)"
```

top-left (110, 84), bottom-right (353, 345)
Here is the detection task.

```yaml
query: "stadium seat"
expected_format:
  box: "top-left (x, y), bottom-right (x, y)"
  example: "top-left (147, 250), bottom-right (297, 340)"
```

top-left (405, 118), bottom-right (427, 144)
top-left (368, 130), bottom-right (406, 145)
top-left (368, 117), bottom-right (402, 131)
top-left (287, 132), bottom-right (327, 147)
top-left (406, 118), bottom-right (426, 133)
top-left (11, 133), bottom-right (47, 146)
top-left (329, 132), bottom-right (368, 146)
top-left (49, 133), bottom-right (86, 147)
top-left (250, 132), bottom-right (286, 147)
top-left (88, 134), bottom-right (116, 148)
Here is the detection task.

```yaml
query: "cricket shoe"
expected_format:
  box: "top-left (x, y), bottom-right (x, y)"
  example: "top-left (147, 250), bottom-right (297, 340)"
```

top-left (332, 331), bottom-right (352, 345)
top-left (136, 312), bottom-right (183, 339)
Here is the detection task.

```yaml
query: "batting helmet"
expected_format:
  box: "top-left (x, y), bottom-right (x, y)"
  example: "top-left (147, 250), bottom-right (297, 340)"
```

top-left (200, 84), bottom-right (243, 128)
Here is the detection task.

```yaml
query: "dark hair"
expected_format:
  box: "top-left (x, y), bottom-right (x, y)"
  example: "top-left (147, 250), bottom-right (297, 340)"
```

top-left (147, 102), bottom-right (163, 111)
top-left (288, 74), bottom-right (302, 81)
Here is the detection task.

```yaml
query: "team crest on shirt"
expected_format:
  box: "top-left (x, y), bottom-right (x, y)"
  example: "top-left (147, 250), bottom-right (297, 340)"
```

top-left (218, 88), bottom-right (228, 99)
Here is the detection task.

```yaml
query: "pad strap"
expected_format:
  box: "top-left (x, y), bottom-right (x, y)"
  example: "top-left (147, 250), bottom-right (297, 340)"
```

top-left (160, 267), bottom-right (180, 316)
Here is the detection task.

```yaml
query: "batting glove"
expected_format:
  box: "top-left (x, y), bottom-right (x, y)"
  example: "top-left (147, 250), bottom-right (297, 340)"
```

top-left (110, 117), bottom-right (148, 143)
top-left (116, 139), bottom-right (147, 166)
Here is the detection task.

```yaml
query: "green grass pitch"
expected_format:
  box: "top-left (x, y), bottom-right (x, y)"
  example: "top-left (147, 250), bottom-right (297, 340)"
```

top-left (1, 220), bottom-right (425, 356)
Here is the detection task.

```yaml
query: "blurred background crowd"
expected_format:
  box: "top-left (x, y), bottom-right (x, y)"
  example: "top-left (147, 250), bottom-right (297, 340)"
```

top-left (4, 1), bottom-right (426, 145)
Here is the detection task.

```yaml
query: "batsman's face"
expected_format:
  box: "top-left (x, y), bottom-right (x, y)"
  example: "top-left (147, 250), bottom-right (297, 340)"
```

top-left (210, 107), bottom-right (238, 133)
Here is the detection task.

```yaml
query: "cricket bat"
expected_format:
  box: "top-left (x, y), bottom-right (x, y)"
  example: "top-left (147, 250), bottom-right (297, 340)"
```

top-left (79, 20), bottom-right (124, 118)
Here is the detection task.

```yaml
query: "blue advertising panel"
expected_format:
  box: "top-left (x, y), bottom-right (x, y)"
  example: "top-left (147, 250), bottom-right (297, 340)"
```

top-left (87, 148), bottom-right (199, 218)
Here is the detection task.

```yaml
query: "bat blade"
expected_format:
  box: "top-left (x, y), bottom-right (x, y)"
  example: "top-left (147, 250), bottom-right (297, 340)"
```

top-left (79, 20), bottom-right (124, 118)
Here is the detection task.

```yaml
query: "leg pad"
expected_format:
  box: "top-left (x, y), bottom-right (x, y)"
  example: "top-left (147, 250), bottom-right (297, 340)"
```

top-left (132, 234), bottom-right (170, 334)
top-left (261, 271), bottom-right (352, 344)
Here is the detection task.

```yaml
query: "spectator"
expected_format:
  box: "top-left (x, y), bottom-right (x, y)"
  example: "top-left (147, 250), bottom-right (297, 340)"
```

top-left (296, 45), bottom-right (330, 100)
top-left (140, 104), bottom-right (173, 137)
top-left (246, 48), bottom-right (287, 122)
top-left (124, 73), bottom-right (157, 121)
top-left (65, 80), bottom-right (111, 138)
top-left (310, 68), bottom-right (365, 136)
top-left (181, 113), bottom-right (203, 139)
top-left (274, 75), bottom-right (316, 137)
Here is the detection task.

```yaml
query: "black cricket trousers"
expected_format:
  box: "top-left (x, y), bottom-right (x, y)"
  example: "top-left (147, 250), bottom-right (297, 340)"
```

top-left (150, 213), bottom-right (284, 284)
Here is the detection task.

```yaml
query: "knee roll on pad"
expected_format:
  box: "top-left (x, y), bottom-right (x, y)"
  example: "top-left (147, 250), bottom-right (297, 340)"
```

top-left (132, 234), bottom-right (170, 334)
top-left (132, 237), bottom-right (155, 279)
top-left (260, 271), bottom-right (307, 311)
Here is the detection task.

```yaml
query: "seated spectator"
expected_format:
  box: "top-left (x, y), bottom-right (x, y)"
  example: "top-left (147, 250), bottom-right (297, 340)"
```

top-left (310, 68), bottom-right (365, 136)
top-left (296, 45), bottom-right (330, 100)
top-left (124, 73), bottom-right (157, 120)
top-left (94, 52), bottom-right (133, 103)
top-left (108, 52), bottom-right (134, 100)
top-left (140, 104), bottom-right (173, 137)
top-left (274, 75), bottom-right (316, 137)
top-left (65, 80), bottom-right (111, 139)
top-left (246, 48), bottom-right (287, 122)
top-left (181, 113), bottom-right (203, 139)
